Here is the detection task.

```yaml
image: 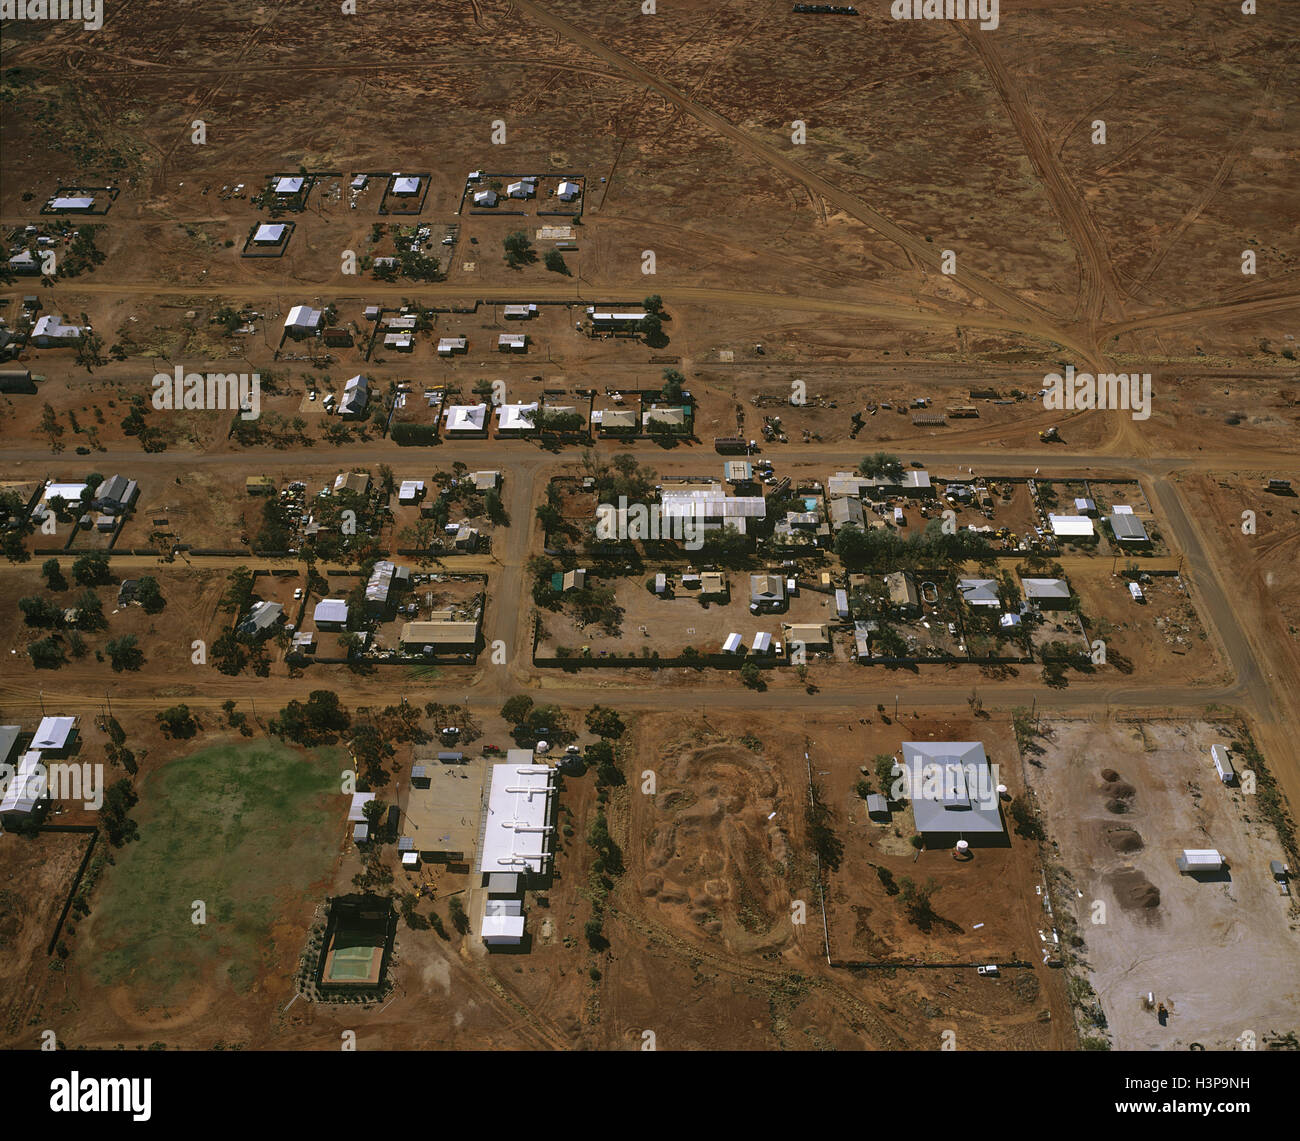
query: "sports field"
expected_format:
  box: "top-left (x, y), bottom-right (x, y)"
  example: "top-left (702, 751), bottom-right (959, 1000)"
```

top-left (87, 740), bottom-right (345, 1006)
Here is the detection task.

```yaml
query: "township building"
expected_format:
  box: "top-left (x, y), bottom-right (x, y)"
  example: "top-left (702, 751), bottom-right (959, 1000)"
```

top-left (479, 757), bottom-right (556, 881)
top-left (1021, 577), bottom-right (1071, 609)
top-left (900, 741), bottom-right (1005, 845)
top-left (283, 305), bottom-right (322, 339)
top-left (399, 612), bottom-right (480, 654)
top-left (658, 482), bottom-right (766, 536)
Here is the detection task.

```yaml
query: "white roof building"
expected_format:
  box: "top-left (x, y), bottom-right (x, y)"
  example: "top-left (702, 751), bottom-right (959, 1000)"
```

top-left (33, 716), bottom-right (77, 753)
top-left (557, 180), bottom-right (581, 201)
top-left (284, 304), bottom-right (322, 332)
top-left (437, 336), bottom-right (467, 354)
top-left (443, 403), bottom-right (488, 432)
top-left (31, 314), bottom-right (85, 343)
top-left (49, 196), bottom-right (95, 211)
top-left (659, 487), bottom-right (766, 535)
top-left (392, 175), bottom-right (421, 195)
top-left (496, 402), bottom-right (539, 432)
top-left (339, 374), bottom-right (368, 417)
top-left (481, 899), bottom-right (525, 944)
top-left (506, 179), bottom-right (535, 198)
top-left (0, 751), bottom-right (47, 816)
top-left (274, 176), bottom-right (304, 194)
top-left (1048, 514), bottom-right (1096, 538)
top-left (313, 598), bottom-right (350, 626)
top-left (478, 760), bottom-right (556, 876)
top-left (472, 189), bottom-right (498, 207)
top-left (40, 481), bottom-right (90, 510)
top-left (397, 480), bottom-right (425, 503)
top-left (498, 333), bottom-right (527, 352)
top-left (502, 304), bottom-right (536, 319)
top-left (253, 223), bottom-right (286, 243)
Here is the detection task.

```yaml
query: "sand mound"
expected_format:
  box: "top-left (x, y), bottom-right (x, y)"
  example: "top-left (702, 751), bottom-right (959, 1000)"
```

top-left (1106, 867), bottom-right (1161, 911)
top-left (1106, 826), bottom-right (1145, 853)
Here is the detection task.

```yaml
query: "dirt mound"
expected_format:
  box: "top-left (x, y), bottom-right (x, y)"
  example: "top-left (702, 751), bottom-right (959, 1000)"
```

top-left (1105, 826), bottom-right (1145, 853)
top-left (1104, 781), bottom-right (1137, 813)
top-left (641, 743), bottom-right (789, 950)
top-left (1105, 867), bottom-right (1161, 911)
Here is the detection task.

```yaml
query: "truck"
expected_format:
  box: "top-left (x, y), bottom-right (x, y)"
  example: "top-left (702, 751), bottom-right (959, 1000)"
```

top-left (1210, 743), bottom-right (1235, 785)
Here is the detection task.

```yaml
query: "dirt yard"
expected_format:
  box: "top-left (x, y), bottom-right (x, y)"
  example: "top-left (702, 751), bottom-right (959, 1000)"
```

top-left (1025, 717), bottom-right (1300, 1050)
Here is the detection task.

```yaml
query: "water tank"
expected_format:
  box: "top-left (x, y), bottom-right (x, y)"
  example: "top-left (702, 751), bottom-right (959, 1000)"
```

top-left (535, 740), bottom-right (550, 753)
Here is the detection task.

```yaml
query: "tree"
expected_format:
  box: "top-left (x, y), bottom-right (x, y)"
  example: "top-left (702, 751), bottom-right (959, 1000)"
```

top-left (73, 588), bottom-right (105, 630)
top-left (72, 552), bottom-right (112, 587)
top-left (660, 367), bottom-right (685, 402)
top-left (543, 249), bottom-right (569, 275)
top-left (586, 739), bottom-right (623, 786)
top-left (447, 894), bottom-right (469, 935)
top-left (739, 660), bottom-right (763, 689)
top-left (40, 402), bottom-right (64, 449)
top-left (874, 753), bottom-right (900, 799)
top-left (106, 634), bottom-right (144, 671)
top-left (637, 312), bottom-right (663, 341)
top-left (101, 779), bottom-right (140, 847)
top-left (19, 595), bottom-right (61, 627)
top-left (585, 705), bottom-right (625, 739)
top-left (42, 558), bottom-right (66, 591)
top-left (157, 704), bottom-right (198, 738)
top-left (1009, 795), bottom-right (1044, 840)
top-left (28, 636), bottom-right (65, 669)
top-left (503, 231), bottom-right (536, 268)
top-left (220, 566), bottom-right (256, 615)
top-left (3, 531), bottom-right (30, 564)
top-left (858, 452), bottom-right (903, 479)
top-left (805, 783), bottom-right (844, 871)
top-left (643, 294), bottom-right (664, 315)
top-left (897, 876), bottom-right (942, 931)
top-left (135, 575), bottom-right (164, 613)
top-left (484, 489), bottom-right (507, 525)
top-left (501, 695), bottom-right (535, 726)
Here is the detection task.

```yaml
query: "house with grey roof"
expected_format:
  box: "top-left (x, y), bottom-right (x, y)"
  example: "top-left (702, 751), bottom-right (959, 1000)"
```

top-left (1021, 577), bottom-right (1071, 609)
top-left (958, 578), bottom-right (1000, 607)
top-left (94, 474), bottom-right (138, 515)
top-left (830, 496), bottom-right (864, 530)
top-left (1108, 511), bottom-right (1150, 545)
top-left (239, 600), bottom-right (284, 638)
top-left (900, 741), bottom-right (1005, 844)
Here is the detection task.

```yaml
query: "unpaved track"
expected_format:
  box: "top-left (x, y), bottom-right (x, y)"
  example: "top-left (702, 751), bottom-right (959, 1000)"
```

top-left (510, 0), bottom-right (1102, 365)
top-left (956, 25), bottom-right (1125, 337)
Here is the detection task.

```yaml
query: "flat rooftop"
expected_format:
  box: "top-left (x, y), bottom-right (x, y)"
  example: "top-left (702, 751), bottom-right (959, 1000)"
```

top-left (402, 759), bottom-right (486, 860)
